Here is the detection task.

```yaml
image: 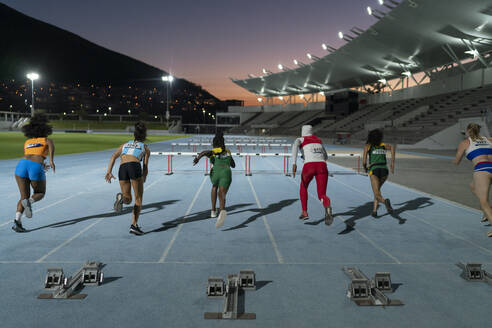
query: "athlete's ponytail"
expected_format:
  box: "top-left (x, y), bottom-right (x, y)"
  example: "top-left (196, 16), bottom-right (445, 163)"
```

top-left (467, 123), bottom-right (481, 142)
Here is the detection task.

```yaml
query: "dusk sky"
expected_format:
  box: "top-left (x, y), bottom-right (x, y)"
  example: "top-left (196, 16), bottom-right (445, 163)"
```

top-left (3, 0), bottom-right (376, 104)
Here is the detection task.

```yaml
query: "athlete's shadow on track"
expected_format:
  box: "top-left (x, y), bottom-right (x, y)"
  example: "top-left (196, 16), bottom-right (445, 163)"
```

top-left (337, 197), bottom-right (434, 234)
top-left (223, 199), bottom-right (298, 231)
top-left (383, 197), bottom-right (434, 223)
top-left (334, 202), bottom-right (374, 234)
top-left (26, 200), bottom-right (179, 231)
top-left (147, 203), bottom-right (254, 233)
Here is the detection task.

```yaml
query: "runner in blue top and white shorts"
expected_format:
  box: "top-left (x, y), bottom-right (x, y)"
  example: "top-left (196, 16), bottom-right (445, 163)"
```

top-left (454, 123), bottom-right (492, 237)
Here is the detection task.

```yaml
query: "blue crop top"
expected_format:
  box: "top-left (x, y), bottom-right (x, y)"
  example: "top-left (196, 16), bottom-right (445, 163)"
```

top-left (465, 137), bottom-right (492, 161)
top-left (121, 140), bottom-right (146, 161)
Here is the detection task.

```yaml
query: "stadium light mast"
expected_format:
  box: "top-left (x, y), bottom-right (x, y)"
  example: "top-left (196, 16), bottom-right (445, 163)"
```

top-left (26, 72), bottom-right (39, 117)
top-left (162, 74), bottom-right (174, 128)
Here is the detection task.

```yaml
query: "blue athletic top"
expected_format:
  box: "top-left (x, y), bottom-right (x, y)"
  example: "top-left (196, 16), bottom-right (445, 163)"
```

top-left (121, 140), bottom-right (146, 161)
top-left (465, 137), bottom-right (492, 160)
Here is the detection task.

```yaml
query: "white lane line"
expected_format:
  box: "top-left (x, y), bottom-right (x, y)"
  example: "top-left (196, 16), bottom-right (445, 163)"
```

top-left (264, 156), bottom-right (400, 264)
top-left (35, 176), bottom-right (166, 262)
top-left (247, 176), bottom-right (284, 264)
top-left (35, 218), bottom-right (104, 263)
top-left (158, 175), bottom-right (207, 263)
top-left (330, 175), bottom-right (492, 256)
top-left (2, 260), bottom-right (491, 265)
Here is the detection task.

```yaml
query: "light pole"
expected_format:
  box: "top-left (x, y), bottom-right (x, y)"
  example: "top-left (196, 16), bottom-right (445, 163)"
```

top-left (162, 75), bottom-right (174, 129)
top-left (26, 72), bottom-right (39, 117)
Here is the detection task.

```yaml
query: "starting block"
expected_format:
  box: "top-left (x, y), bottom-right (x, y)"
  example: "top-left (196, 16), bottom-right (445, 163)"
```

top-left (457, 262), bottom-right (491, 283)
top-left (44, 268), bottom-right (65, 289)
top-left (207, 277), bottom-right (225, 298)
top-left (343, 267), bottom-right (403, 306)
top-left (38, 261), bottom-right (104, 299)
top-left (204, 270), bottom-right (257, 320)
top-left (239, 270), bottom-right (256, 290)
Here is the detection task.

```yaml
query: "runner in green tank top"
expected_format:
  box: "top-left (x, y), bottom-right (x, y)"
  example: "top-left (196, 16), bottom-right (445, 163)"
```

top-left (193, 132), bottom-right (235, 228)
top-left (362, 129), bottom-right (396, 218)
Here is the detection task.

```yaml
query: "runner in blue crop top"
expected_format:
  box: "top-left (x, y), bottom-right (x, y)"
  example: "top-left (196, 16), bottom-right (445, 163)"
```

top-left (105, 122), bottom-right (150, 236)
top-left (454, 123), bottom-right (492, 237)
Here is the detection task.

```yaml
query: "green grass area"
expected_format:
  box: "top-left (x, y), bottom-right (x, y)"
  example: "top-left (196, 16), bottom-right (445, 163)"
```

top-left (49, 120), bottom-right (169, 130)
top-left (0, 132), bottom-right (186, 160)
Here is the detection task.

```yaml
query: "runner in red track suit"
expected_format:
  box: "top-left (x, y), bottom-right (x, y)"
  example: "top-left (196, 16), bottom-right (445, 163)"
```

top-left (292, 125), bottom-right (333, 225)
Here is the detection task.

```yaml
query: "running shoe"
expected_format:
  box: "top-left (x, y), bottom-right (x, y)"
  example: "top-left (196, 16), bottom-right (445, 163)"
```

top-left (216, 210), bottom-right (227, 228)
top-left (324, 206), bottom-right (333, 226)
top-left (129, 224), bottom-right (144, 235)
top-left (371, 211), bottom-right (378, 218)
top-left (384, 199), bottom-right (393, 213)
top-left (298, 214), bottom-right (309, 220)
top-left (12, 220), bottom-right (26, 233)
top-left (210, 210), bottom-right (217, 218)
top-left (487, 229), bottom-right (492, 238)
top-left (21, 199), bottom-right (32, 218)
top-left (114, 193), bottom-right (123, 212)
top-left (481, 215), bottom-right (488, 223)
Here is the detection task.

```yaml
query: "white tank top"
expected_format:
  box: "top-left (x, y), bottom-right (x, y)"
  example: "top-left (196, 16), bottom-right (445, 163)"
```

top-left (291, 136), bottom-right (327, 165)
top-left (465, 137), bottom-right (492, 161)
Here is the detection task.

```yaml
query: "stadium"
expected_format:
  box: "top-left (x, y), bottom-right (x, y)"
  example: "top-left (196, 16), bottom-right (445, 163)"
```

top-left (1, 0), bottom-right (491, 327)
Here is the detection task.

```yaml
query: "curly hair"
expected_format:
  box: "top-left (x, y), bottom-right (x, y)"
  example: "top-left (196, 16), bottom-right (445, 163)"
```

top-left (22, 114), bottom-right (53, 138)
top-left (212, 131), bottom-right (225, 149)
top-left (134, 121), bottom-right (147, 142)
top-left (366, 128), bottom-right (383, 147)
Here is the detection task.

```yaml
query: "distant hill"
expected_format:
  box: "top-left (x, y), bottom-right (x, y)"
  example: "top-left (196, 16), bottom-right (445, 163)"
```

top-left (0, 3), bottom-right (218, 100)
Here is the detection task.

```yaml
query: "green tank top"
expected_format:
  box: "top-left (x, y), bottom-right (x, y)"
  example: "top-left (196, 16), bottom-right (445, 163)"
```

top-left (211, 151), bottom-right (232, 169)
top-left (368, 144), bottom-right (387, 170)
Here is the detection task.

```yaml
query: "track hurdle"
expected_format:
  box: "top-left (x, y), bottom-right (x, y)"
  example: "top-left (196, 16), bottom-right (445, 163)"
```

top-left (151, 152), bottom-right (361, 176)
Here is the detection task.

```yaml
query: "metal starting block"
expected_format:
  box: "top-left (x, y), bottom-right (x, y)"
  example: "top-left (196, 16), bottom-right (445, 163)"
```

top-left (207, 277), bottom-right (225, 298)
top-left (38, 261), bottom-right (104, 299)
top-left (457, 262), bottom-right (491, 283)
top-left (343, 267), bottom-right (403, 306)
top-left (44, 268), bottom-right (65, 289)
top-left (204, 270), bottom-right (257, 320)
top-left (82, 261), bottom-right (104, 286)
top-left (239, 270), bottom-right (256, 290)
top-left (374, 272), bottom-right (392, 292)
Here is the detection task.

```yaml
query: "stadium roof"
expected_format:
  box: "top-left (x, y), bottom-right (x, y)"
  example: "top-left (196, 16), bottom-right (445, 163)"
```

top-left (232, 0), bottom-right (492, 97)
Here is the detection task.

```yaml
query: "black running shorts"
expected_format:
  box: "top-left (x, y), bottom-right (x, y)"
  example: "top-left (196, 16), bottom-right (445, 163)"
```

top-left (118, 162), bottom-right (142, 180)
top-left (370, 168), bottom-right (389, 179)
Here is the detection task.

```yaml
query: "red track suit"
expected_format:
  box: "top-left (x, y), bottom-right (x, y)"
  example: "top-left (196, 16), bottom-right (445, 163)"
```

top-left (292, 135), bottom-right (331, 212)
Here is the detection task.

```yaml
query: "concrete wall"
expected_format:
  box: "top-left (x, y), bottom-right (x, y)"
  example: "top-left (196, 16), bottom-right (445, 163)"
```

top-left (399, 117), bottom-right (490, 150)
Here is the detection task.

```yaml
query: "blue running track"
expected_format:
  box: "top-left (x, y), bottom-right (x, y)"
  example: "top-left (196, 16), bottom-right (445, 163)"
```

top-left (0, 136), bottom-right (490, 328)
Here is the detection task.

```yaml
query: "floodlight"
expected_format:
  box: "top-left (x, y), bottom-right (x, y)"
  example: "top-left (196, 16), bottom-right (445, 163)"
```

top-left (26, 73), bottom-right (39, 81)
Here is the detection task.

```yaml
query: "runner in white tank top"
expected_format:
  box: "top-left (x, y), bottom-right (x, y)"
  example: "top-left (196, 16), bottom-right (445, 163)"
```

top-left (454, 123), bottom-right (492, 237)
top-left (292, 125), bottom-right (333, 225)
